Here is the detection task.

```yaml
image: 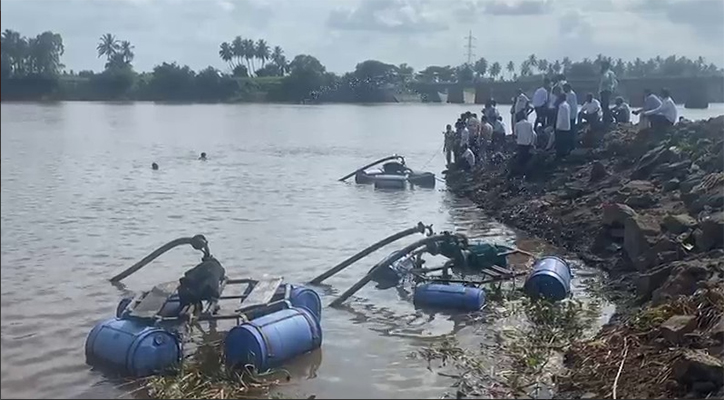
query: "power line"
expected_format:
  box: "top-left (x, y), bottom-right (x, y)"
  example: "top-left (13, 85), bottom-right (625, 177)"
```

top-left (464, 30), bottom-right (477, 65)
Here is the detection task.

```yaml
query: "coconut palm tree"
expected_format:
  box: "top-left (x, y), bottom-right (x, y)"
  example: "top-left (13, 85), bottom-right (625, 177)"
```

top-left (537, 58), bottom-right (548, 74)
top-left (219, 42), bottom-right (234, 70)
top-left (473, 57), bottom-right (488, 78)
top-left (231, 36), bottom-right (246, 71)
top-left (489, 62), bottom-right (501, 81)
top-left (255, 39), bottom-right (270, 68)
top-left (241, 39), bottom-right (256, 73)
top-left (527, 54), bottom-right (537, 68)
top-left (97, 33), bottom-right (118, 59)
top-left (271, 45), bottom-right (287, 75)
top-left (506, 61), bottom-right (515, 80)
top-left (119, 40), bottom-right (134, 64)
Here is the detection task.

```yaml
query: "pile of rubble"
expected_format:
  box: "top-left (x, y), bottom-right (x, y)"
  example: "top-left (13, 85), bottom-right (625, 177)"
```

top-left (446, 116), bottom-right (724, 398)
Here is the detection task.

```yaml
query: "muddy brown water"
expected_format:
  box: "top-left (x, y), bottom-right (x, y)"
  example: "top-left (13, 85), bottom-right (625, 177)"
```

top-left (2, 102), bottom-right (722, 399)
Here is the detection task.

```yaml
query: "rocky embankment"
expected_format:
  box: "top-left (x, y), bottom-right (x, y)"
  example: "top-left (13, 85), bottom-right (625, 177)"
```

top-left (446, 117), bottom-right (724, 399)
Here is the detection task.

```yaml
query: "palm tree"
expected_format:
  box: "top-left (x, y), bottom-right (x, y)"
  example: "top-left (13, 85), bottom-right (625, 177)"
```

top-left (219, 42), bottom-right (234, 70)
top-left (119, 40), bottom-right (134, 64)
top-left (520, 60), bottom-right (532, 76)
top-left (506, 61), bottom-right (515, 80)
top-left (489, 62), bottom-right (501, 81)
top-left (96, 33), bottom-right (118, 59)
top-left (255, 39), bottom-right (270, 68)
top-left (231, 36), bottom-right (246, 72)
top-left (551, 60), bottom-right (562, 74)
top-left (241, 39), bottom-right (256, 73)
top-left (527, 54), bottom-right (538, 68)
top-left (473, 57), bottom-right (488, 78)
top-left (271, 45), bottom-right (287, 75)
top-left (537, 58), bottom-right (548, 74)
top-left (561, 56), bottom-right (572, 73)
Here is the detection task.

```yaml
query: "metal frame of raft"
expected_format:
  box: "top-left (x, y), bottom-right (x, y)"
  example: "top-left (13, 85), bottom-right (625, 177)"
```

top-left (338, 154), bottom-right (437, 189)
top-left (87, 235), bottom-right (324, 377)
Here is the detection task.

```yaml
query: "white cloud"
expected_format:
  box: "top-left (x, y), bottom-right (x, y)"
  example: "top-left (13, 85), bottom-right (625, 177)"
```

top-left (1, 0), bottom-right (722, 74)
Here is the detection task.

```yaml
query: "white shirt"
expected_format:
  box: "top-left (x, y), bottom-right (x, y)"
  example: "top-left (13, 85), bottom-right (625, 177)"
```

top-left (467, 117), bottom-right (480, 133)
top-left (514, 93), bottom-right (530, 113)
top-left (460, 127), bottom-right (470, 146)
top-left (483, 107), bottom-right (500, 122)
top-left (643, 94), bottom-right (662, 111)
top-left (531, 87), bottom-right (548, 108)
top-left (565, 90), bottom-right (578, 116)
top-left (515, 120), bottom-right (536, 146)
top-left (462, 148), bottom-right (475, 167)
top-left (581, 99), bottom-right (601, 115)
top-left (556, 101), bottom-right (571, 131)
top-left (547, 91), bottom-right (558, 109)
top-left (644, 96), bottom-right (677, 123)
top-left (480, 122), bottom-right (493, 139)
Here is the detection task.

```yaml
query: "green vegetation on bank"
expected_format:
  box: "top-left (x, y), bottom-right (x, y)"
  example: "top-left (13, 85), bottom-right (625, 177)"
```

top-left (2, 28), bottom-right (723, 103)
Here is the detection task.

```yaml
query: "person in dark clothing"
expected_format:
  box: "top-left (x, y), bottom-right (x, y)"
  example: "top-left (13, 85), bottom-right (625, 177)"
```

top-left (151, 162), bottom-right (159, 170)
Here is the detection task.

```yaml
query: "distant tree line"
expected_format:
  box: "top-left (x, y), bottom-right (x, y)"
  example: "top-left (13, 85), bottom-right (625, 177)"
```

top-left (2, 29), bottom-right (722, 103)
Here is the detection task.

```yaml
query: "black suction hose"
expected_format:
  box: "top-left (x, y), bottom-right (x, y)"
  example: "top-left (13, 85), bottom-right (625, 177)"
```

top-left (309, 222), bottom-right (430, 285)
top-left (109, 235), bottom-right (209, 283)
top-left (338, 154), bottom-right (405, 182)
top-left (328, 234), bottom-right (455, 308)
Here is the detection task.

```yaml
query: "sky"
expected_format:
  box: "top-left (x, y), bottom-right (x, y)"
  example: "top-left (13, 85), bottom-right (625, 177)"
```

top-left (2, 0), bottom-right (723, 74)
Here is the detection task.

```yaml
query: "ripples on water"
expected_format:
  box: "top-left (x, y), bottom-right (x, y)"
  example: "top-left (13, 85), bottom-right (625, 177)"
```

top-left (2, 102), bottom-right (720, 399)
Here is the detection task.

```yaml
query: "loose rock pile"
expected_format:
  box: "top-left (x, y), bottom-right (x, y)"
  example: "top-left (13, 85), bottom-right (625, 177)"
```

top-left (446, 116), bottom-right (724, 398)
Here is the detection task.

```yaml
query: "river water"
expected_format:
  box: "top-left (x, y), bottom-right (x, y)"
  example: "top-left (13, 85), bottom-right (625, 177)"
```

top-left (1, 102), bottom-right (722, 399)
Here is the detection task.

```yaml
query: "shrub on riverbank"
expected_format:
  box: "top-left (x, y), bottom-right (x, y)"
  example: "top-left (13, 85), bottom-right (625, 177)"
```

top-left (445, 116), bottom-right (724, 398)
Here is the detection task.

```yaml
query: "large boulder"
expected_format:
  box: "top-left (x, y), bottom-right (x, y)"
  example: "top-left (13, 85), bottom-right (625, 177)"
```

top-left (637, 263), bottom-right (674, 300)
top-left (624, 214), bottom-right (661, 261)
top-left (602, 203), bottom-right (638, 226)
top-left (651, 160), bottom-right (692, 181)
top-left (589, 161), bottom-right (608, 183)
top-left (663, 178), bottom-right (680, 192)
top-left (651, 261), bottom-right (711, 304)
top-left (662, 214), bottom-right (698, 234)
top-left (632, 145), bottom-right (676, 180)
top-left (672, 350), bottom-right (723, 393)
top-left (695, 212), bottom-right (724, 251)
top-left (683, 172), bottom-right (724, 214)
top-left (661, 315), bottom-right (698, 344)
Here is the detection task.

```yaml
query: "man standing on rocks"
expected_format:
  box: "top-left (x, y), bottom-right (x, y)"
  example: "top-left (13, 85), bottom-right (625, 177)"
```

top-left (531, 78), bottom-right (550, 130)
top-left (579, 93), bottom-right (602, 129)
top-left (599, 60), bottom-right (618, 127)
top-left (643, 88), bottom-right (677, 130)
top-left (555, 92), bottom-right (572, 158)
top-left (563, 83), bottom-right (578, 134)
top-left (514, 113), bottom-right (536, 175)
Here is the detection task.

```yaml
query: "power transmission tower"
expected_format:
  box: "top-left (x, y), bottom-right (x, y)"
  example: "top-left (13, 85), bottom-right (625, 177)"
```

top-left (464, 30), bottom-right (476, 65)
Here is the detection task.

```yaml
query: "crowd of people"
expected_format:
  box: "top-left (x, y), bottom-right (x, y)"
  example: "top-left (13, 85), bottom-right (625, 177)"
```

top-left (444, 60), bottom-right (680, 175)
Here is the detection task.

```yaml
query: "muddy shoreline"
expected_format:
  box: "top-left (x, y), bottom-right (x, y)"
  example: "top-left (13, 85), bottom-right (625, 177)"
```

top-left (445, 117), bottom-right (724, 398)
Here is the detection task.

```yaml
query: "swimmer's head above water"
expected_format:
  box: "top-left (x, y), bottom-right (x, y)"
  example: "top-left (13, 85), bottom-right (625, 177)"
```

top-left (152, 162), bottom-right (159, 170)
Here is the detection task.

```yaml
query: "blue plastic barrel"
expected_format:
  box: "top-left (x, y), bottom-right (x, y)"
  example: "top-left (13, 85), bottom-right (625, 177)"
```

top-left (288, 286), bottom-right (322, 322)
top-left (413, 283), bottom-right (486, 312)
top-left (225, 307), bottom-right (322, 372)
top-left (85, 318), bottom-right (181, 377)
top-left (374, 175), bottom-right (407, 189)
top-left (523, 256), bottom-right (572, 302)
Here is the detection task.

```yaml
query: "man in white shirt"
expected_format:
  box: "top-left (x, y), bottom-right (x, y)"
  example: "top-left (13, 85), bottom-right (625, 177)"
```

top-left (459, 144), bottom-right (475, 171)
top-left (514, 114), bottom-right (536, 174)
top-left (632, 89), bottom-right (662, 129)
top-left (491, 117), bottom-right (506, 152)
top-left (555, 93), bottom-right (572, 158)
top-left (467, 113), bottom-right (480, 136)
top-left (611, 97), bottom-right (631, 123)
top-left (644, 88), bottom-right (677, 130)
top-left (531, 78), bottom-right (550, 130)
top-left (563, 83), bottom-right (578, 133)
top-left (547, 84), bottom-right (561, 128)
top-left (513, 88), bottom-right (530, 122)
top-left (578, 93), bottom-right (601, 128)
top-left (460, 125), bottom-right (471, 148)
top-left (482, 100), bottom-right (501, 123)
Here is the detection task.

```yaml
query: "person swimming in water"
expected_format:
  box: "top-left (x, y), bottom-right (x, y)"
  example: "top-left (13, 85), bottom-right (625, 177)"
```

top-left (199, 152), bottom-right (207, 160)
top-left (151, 162), bottom-right (159, 170)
